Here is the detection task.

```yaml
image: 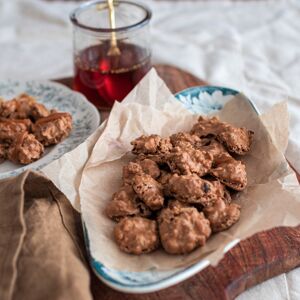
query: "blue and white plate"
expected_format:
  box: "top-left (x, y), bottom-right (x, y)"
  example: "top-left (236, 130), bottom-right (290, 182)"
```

top-left (85, 85), bottom-right (259, 294)
top-left (0, 80), bottom-right (100, 179)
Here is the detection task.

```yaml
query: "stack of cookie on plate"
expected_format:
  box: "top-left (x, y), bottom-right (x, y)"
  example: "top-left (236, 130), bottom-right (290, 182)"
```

top-left (0, 93), bottom-right (72, 165)
top-left (106, 116), bottom-right (254, 255)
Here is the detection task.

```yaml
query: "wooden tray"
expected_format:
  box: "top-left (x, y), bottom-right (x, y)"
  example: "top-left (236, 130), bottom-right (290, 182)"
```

top-left (55, 64), bottom-right (300, 300)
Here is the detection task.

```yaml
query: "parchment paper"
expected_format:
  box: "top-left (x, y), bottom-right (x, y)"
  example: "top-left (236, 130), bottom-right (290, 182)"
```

top-left (42, 121), bottom-right (107, 211)
top-left (78, 69), bottom-right (300, 271)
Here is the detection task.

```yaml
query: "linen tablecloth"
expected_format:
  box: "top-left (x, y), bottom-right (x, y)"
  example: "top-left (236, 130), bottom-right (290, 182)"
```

top-left (1, 0), bottom-right (300, 299)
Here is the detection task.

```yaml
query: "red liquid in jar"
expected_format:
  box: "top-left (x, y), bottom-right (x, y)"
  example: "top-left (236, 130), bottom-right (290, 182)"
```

top-left (73, 42), bottom-right (151, 109)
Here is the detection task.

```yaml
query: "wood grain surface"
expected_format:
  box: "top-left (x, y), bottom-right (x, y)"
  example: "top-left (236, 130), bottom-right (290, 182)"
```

top-left (55, 64), bottom-right (300, 300)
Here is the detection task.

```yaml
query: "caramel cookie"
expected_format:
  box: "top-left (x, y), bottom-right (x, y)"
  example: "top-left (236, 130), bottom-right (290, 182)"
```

top-left (158, 205), bottom-right (211, 254)
top-left (114, 217), bottom-right (159, 255)
top-left (33, 112), bottom-right (72, 146)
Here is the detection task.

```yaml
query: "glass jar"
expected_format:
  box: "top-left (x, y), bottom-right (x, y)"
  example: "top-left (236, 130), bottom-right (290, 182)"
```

top-left (70, 0), bottom-right (152, 109)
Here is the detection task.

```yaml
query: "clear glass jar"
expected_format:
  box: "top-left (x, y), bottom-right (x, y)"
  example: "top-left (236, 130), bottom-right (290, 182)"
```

top-left (70, 0), bottom-right (152, 109)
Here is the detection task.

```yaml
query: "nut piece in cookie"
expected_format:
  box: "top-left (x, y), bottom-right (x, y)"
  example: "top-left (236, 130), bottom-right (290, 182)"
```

top-left (200, 139), bottom-right (227, 160)
top-left (165, 174), bottom-right (222, 207)
top-left (105, 186), bottom-right (151, 221)
top-left (0, 118), bottom-right (31, 142)
top-left (134, 158), bottom-right (161, 179)
top-left (158, 205), bottom-right (211, 254)
top-left (166, 146), bottom-right (213, 176)
top-left (30, 102), bottom-right (50, 120)
top-left (210, 153), bottom-right (247, 191)
top-left (9, 94), bottom-right (36, 119)
top-left (114, 217), bottom-right (159, 255)
top-left (203, 198), bottom-right (240, 232)
top-left (169, 132), bottom-right (202, 149)
top-left (217, 126), bottom-right (254, 155)
top-left (7, 132), bottom-right (44, 164)
top-left (0, 99), bottom-right (19, 118)
top-left (131, 134), bottom-right (172, 155)
top-left (123, 160), bottom-right (160, 185)
top-left (32, 112), bottom-right (72, 146)
top-left (122, 162), bottom-right (143, 185)
top-left (132, 174), bottom-right (164, 210)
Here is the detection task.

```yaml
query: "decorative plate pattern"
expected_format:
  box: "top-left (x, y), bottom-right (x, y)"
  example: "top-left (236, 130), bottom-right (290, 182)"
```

top-left (84, 85), bottom-right (258, 294)
top-left (0, 80), bottom-right (100, 179)
top-left (176, 86), bottom-right (238, 114)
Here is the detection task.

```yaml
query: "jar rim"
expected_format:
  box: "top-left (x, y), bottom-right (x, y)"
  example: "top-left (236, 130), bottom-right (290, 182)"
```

top-left (70, 0), bottom-right (152, 33)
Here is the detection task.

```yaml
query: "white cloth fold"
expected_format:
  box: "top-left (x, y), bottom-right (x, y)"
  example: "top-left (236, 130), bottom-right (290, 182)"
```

top-left (1, 0), bottom-right (300, 299)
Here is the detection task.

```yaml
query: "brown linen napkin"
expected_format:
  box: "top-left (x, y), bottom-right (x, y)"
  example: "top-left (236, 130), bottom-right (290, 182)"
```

top-left (0, 170), bottom-right (92, 300)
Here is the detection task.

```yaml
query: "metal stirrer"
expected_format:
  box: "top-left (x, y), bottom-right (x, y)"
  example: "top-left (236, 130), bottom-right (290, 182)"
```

top-left (107, 0), bottom-right (121, 56)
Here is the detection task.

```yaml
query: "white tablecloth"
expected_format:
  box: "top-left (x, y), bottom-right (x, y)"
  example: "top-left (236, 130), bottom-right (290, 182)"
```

top-left (1, 0), bottom-right (300, 298)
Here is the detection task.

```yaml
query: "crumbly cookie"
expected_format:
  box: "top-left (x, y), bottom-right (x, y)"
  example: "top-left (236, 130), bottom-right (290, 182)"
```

top-left (158, 205), bottom-right (211, 254)
top-left (169, 132), bottom-right (202, 149)
top-left (114, 217), bottom-right (159, 254)
top-left (0, 93), bottom-right (50, 120)
top-left (105, 185), bottom-right (151, 221)
top-left (122, 162), bottom-right (143, 185)
top-left (210, 152), bottom-right (247, 191)
top-left (0, 118), bottom-right (31, 142)
top-left (165, 174), bottom-right (223, 207)
top-left (217, 126), bottom-right (254, 155)
top-left (131, 134), bottom-right (172, 155)
top-left (200, 139), bottom-right (227, 159)
top-left (191, 116), bottom-right (253, 155)
top-left (190, 116), bottom-right (222, 138)
top-left (132, 173), bottom-right (164, 210)
top-left (7, 131), bottom-right (44, 164)
top-left (203, 198), bottom-right (241, 232)
top-left (134, 158), bottom-right (161, 179)
top-left (166, 146), bottom-right (213, 176)
top-left (32, 112), bottom-right (72, 146)
top-left (0, 99), bottom-right (19, 118)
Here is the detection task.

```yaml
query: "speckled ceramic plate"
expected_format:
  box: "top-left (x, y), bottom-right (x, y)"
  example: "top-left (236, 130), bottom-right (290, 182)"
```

top-left (0, 80), bottom-right (100, 180)
top-left (84, 85), bottom-right (259, 294)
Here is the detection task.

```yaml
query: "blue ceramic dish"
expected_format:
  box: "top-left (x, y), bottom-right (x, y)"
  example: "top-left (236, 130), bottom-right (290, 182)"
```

top-left (85, 86), bottom-right (259, 293)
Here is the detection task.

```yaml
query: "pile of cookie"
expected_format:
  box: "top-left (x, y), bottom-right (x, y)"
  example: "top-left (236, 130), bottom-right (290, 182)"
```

top-left (105, 116), bottom-right (254, 255)
top-left (0, 93), bottom-right (72, 165)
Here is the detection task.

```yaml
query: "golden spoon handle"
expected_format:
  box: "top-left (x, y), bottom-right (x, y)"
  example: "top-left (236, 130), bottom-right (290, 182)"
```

top-left (107, 0), bottom-right (120, 56)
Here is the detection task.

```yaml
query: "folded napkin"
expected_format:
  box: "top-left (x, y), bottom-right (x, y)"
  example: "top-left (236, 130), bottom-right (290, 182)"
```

top-left (0, 171), bottom-right (92, 300)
